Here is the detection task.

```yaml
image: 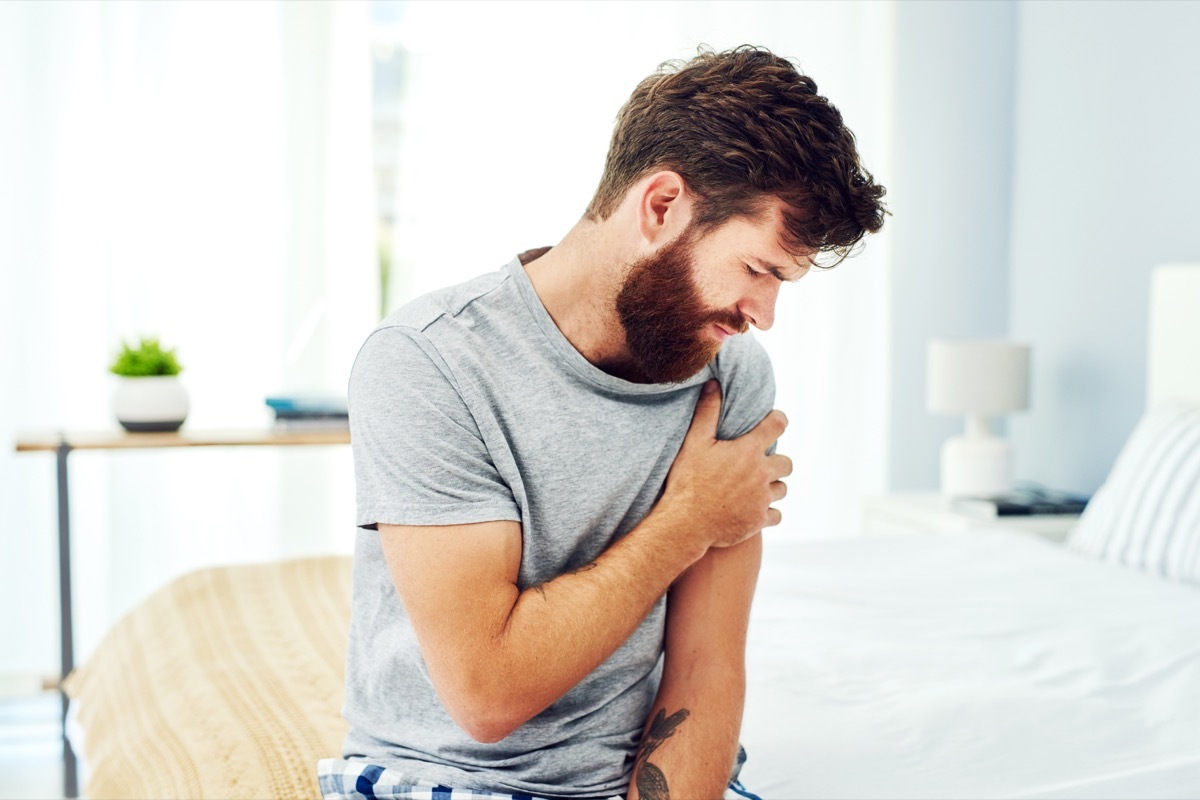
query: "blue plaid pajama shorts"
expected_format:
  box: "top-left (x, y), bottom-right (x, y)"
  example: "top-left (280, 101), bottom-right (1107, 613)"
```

top-left (317, 746), bottom-right (761, 800)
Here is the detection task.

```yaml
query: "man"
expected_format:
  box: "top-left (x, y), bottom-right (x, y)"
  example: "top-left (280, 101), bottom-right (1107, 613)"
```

top-left (320, 45), bottom-right (886, 800)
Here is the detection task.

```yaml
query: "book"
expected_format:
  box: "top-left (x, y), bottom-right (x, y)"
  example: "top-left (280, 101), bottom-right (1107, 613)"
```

top-left (271, 410), bottom-right (348, 421)
top-left (273, 416), bottom-right (349, 431)
top-left (265, 395), bottom-right (348, 430)
top-left (265, 394), bottom-right (348, 416)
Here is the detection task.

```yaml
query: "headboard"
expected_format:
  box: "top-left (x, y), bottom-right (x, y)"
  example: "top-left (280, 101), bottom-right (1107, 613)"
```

top-left (1147, 263), bottom-right (1200, 408)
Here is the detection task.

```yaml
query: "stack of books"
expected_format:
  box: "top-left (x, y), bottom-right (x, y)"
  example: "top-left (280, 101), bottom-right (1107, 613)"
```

top-left (265, 395), bottom-right (348, 430)
top-left (952, 486), bottom-right (1090, 519)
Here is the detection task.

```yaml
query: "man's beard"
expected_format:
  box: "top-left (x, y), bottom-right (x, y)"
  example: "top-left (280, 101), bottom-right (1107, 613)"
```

top-left (615, 229), bottom-right (747, 384)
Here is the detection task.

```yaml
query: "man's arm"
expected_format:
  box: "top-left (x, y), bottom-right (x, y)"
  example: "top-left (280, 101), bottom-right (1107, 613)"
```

top-left (628, 534), bottom-right (761, 800)
top-left (379, 381), bottom-right (790, 743)
top-left (380, 509), bottom-right (702, 743)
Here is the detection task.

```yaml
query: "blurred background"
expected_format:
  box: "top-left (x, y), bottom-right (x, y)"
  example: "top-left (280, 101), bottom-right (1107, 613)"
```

top-left (2, 0), bottom-right (1198, 706)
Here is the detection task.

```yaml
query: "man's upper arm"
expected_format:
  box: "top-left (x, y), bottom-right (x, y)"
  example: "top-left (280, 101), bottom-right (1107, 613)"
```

top-left (349, 325), bottom-right (519, 529)
top-left (350, 326), bottom-right (527, 737)
top-left (378, 520), bottom-right (523, 735)
top-left (663, 335), bottom-right (771, 664)
top-left (630, 534), bottom-right (760, 799)
top-left (664, 533), bottom-right (762, 672)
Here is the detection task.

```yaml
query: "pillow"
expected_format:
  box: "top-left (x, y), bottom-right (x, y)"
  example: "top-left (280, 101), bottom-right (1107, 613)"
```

top-left (1067, 402), bottom-right (1200, 586)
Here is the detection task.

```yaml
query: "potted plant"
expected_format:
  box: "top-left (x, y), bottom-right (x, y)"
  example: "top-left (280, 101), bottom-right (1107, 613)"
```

top-left (109, 337), bottom-right (190, 432)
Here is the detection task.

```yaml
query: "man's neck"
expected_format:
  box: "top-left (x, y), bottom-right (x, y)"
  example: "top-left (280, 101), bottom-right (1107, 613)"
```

top-left (522, 222), bottom-right (646, 380)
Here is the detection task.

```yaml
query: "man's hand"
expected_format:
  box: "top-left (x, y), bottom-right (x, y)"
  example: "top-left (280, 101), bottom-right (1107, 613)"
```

top-left (661, 380), bottom-right (792, 549)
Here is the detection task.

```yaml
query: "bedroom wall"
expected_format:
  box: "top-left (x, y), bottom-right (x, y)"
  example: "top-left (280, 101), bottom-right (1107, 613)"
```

top-left (886, 1), bottom-right (1017, 491)
top-left (1007, 0), bottom-right (1200, 495)
top-left (884, 0), bottom-right (1200, 497)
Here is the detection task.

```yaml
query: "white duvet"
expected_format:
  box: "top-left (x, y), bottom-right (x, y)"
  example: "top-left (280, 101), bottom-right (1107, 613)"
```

top-left (737, 530), bottom-right (1200, 799)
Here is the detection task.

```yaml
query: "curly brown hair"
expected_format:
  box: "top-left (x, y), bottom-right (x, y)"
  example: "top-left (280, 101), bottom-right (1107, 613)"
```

top-left (585, 45), bottom-right (887, 267)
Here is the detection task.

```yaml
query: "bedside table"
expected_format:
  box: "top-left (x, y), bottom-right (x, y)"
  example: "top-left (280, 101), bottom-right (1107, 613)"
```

top-left (862, 493), bottom-right (1081, 544)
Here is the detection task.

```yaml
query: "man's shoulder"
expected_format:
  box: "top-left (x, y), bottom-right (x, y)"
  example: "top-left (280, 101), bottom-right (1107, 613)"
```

top-left (713, 331), bottom-right (774, 388)
top-left (380, 265), bottom-right (515, 336)
top-left (712, 332), bottom-right (775, 440)
top-left (351, 263), bottom-right (520, 394)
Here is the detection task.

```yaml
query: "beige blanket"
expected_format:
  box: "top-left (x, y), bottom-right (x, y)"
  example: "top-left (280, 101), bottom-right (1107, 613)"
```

top-left (63, 556), bottom-right (353, 799)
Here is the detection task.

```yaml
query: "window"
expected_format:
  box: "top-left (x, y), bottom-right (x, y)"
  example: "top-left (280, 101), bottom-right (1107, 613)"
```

top-left (370, 0), bottom-right (407, 319)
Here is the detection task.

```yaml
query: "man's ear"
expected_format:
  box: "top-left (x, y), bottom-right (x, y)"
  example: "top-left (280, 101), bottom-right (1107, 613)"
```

top-left (635, 171), bottom-right (693, 246)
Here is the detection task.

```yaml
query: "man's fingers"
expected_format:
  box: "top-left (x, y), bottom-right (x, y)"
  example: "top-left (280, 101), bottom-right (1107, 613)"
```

top-left (769, 453), bottom-right (793, 480)
top-left (686, 380), bottom-right (723, 440)
top-left (751, 409), bottom-right (788, 446)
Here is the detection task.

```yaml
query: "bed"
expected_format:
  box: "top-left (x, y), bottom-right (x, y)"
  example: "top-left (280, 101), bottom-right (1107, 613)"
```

top-left (64, 264), bottom-right (1200, 799)
top-left (739, 531), bottom-right (1200, 798)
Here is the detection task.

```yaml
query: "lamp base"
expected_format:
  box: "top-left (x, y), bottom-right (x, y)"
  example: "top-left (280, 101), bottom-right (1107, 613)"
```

top-left (940, 434), bottom-right (1011, 497)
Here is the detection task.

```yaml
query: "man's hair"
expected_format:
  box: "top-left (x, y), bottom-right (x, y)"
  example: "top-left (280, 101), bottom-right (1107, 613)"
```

top-left (585, 45), bottom-right (887, 267)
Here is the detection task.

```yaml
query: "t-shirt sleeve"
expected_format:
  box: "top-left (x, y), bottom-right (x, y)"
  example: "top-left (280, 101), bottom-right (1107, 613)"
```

top-left (348, 325), bottom-right (521, 529)
top-left (713, 333), bottom-right (777, 452)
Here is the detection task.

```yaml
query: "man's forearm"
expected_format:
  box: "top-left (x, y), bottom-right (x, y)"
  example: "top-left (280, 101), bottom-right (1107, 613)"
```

top-left (455, 505), bottom-right (709, 740)
top-left (629, 666), bottom-right (745, 800)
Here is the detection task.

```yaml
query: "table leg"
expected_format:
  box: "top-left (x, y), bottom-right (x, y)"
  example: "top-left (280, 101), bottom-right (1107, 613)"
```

top-left (56, 442), bottom-right (78, 799)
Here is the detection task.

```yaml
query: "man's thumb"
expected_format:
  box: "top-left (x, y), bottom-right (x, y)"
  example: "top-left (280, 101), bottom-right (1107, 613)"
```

top-left (687, 380), bottom-right (722, 439)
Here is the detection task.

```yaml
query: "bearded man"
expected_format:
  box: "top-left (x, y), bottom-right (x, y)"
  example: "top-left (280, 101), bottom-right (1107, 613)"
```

top-left (320, 45), bottom-right (886, 800)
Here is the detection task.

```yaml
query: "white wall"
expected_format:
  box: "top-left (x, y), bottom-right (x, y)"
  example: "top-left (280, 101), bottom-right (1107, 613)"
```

top-left (886, 0), bottom-right (1017, 491)
top-left (1008, 0), bottom-right (1200, 494)
top-left (883, 0), bottom-right (1200, 498)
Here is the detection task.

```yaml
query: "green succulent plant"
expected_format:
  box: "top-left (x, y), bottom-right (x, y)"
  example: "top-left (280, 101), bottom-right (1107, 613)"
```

top-left (109, 337), bottom-right (184, 377)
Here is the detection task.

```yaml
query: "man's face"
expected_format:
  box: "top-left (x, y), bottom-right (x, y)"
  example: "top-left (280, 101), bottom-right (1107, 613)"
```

top-left (615, 204), bottom-right (808, 383)
top-left (616, 229), bottom-right (742, 383)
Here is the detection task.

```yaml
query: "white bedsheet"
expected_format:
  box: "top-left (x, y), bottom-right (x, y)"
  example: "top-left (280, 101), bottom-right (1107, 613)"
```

top-left (737, 530), bottom-right (1200, 799)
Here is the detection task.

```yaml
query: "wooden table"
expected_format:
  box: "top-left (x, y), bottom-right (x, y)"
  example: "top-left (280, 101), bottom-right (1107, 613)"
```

top-left (14, 427), bottom-right (351, 798)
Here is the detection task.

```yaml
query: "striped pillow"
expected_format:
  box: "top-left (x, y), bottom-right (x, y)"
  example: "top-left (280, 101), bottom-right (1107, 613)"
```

top-left (1067, 402), bottom-right (1200, 586)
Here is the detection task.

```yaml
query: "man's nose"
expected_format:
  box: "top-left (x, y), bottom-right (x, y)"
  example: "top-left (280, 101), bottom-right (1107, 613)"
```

top-left (738, 282), bottom-right (780, 331)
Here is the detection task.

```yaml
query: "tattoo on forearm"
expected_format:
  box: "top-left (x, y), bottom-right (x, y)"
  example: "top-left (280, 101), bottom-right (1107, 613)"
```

top-left (633, 707), bottom-right (690, 800)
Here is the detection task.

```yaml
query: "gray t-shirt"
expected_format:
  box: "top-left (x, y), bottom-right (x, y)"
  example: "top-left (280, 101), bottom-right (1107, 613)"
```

top-left (342, 254), bottom-right (775, 797)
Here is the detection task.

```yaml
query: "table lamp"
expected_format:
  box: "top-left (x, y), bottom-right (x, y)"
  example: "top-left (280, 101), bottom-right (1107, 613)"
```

top-left (927, 339), bottom-right (1031, 497)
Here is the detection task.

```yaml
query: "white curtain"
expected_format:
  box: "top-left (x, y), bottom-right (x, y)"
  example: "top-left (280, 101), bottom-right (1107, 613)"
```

top-left (0, 0), bottom-right (893, 685)
top-left (385, 0), bottom-right (895, 540)
top-left (0, 0), bottom-right (376, 680)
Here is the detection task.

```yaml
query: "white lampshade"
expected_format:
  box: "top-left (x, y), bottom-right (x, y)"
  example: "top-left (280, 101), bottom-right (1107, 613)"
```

top-left (927, 339), bottom-right (1030, 415)
top-left (927, 339), bottom-right (1031, 498)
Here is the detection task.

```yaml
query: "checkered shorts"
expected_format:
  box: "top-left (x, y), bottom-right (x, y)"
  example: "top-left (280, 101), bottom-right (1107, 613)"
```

top-left (317, 747), bottom-right (760, 800)
top-left (316, 759), bottom-right (583, 800)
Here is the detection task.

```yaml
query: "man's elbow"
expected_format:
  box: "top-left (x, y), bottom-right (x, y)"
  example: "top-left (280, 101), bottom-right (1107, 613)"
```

top-left (460, 715), bottom-right (518, 745)
top-left (451, 708), bottom-right (526, 744)
top-left (439, 683), bottom-right (527, 744)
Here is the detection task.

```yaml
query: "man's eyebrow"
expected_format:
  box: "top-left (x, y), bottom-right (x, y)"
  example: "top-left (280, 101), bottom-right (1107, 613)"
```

top-left (753, 257), bottom-right (805, 283)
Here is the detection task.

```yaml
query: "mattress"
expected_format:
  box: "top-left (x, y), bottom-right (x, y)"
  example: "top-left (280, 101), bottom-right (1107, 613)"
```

top-left (737, 530), bottom-right (1200, 798)
top-left (64, 531), bottom-right (1200, 799)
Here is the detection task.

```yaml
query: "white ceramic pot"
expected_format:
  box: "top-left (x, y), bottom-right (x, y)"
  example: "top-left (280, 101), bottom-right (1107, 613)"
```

top-left (113, 375), bottom-right (190, 432)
